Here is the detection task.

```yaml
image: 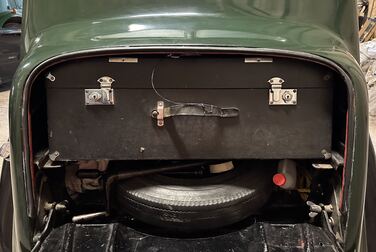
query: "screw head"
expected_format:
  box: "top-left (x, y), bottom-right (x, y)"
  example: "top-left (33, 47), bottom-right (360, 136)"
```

top-left (151, 110), bottom-right (159, 118)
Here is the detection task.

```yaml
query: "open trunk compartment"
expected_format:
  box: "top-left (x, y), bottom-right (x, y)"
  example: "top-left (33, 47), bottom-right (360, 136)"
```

top-left (27, 51), bottom-right (348, 252)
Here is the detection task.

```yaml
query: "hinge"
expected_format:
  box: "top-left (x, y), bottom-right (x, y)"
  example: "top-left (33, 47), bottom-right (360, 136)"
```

top-left (98, 76), bottom-right (114, 89)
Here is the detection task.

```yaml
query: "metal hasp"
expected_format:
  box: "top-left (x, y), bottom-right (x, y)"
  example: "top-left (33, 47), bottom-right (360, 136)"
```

top-left (268, 77), bottom-right (297, 105)
top-left (85, 76), bottom-right (115, 105)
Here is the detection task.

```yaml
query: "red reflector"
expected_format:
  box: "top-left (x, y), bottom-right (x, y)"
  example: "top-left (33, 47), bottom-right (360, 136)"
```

top-left (273, 173), bottom-right (286, 186)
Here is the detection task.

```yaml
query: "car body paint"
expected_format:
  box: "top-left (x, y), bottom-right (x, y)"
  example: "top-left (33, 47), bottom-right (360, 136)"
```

top-left (9, 1), bottom-right (367, 251)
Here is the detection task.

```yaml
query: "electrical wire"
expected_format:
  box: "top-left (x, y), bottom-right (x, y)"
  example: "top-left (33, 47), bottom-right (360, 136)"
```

top-left (150, 62), bottom-right (183, 105)
top-left (149, 58), bottom-right (238, 114)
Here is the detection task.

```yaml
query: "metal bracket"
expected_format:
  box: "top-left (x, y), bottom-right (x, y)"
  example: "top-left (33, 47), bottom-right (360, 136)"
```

top-left (156, 101), bottom-right (165, 127)
top-left (307, 201), bottom-right (333, 218)
top-left (85, 76), bottom-right (115, 105)
top-left (34, 150), bottom-right (62, 169)
top-left (268, 77), bottom-right (297, 105)
top-left (312, 163), bottom-right (334, 169)
top-left (46, 73), bottom-right (56, 82)
top-left (151, 101), bottom-right (166, 127)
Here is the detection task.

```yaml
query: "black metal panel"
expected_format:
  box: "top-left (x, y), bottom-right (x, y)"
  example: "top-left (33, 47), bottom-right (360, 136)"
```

top-left (39, 222), bottom-right (338, 252)
top-left (45, 55), bottom-right (334, 160)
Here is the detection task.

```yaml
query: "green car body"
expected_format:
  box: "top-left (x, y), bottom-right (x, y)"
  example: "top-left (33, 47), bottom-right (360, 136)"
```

top-left (0, 0), bottom-right (21, 27)
top-left (8, 0), bottom-right (369, 251)
top-left (0, 11), bottom-right (15, 27)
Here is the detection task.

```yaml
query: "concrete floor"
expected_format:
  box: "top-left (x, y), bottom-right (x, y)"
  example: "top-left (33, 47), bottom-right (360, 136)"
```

top-left (370, 117), bottom-right (376, 144)
top-left (0, 87), bottom-right (9, 171)
top-left (0, 89), bottom-right (9, 145)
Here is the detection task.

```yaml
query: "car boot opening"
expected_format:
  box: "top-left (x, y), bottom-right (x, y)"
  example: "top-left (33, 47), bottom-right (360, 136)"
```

top-left (26, 51), bottom-right (348, 249)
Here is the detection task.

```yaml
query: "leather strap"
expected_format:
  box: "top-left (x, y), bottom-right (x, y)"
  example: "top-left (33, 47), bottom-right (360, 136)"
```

top-left (162, 103), bottom-right (239, 118)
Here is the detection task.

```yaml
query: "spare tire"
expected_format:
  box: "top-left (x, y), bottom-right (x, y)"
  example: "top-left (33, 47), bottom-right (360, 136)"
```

top-left (116, 162), bottom-right (274, 231)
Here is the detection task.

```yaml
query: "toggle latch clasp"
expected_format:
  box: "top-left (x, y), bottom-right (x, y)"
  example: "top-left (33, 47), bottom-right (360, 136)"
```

top-left (85, 76), bottom-right (115, 105)
top-left (268, 77), bottom-right (297, 106)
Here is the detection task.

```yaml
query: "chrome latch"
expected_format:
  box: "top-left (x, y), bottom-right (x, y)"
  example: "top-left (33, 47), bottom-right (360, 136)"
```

top-left (85, 76), bottom-right (115, 105)
top-left (268, 77), bottom-right (297, 105)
